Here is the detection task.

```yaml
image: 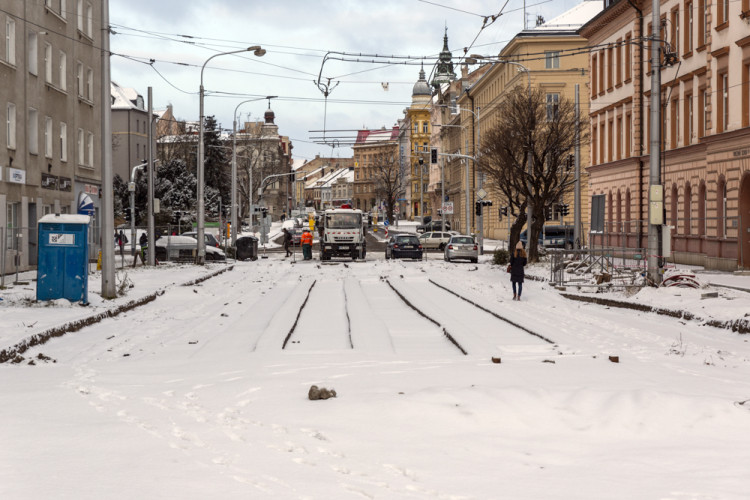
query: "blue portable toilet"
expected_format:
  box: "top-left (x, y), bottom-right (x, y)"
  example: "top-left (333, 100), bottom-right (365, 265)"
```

top-left (37, 214), bottom-right (91, 304)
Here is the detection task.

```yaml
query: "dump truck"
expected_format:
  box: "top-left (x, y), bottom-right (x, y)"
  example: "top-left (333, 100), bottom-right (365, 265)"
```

top-left (319, 208), bottom-right (366, 261)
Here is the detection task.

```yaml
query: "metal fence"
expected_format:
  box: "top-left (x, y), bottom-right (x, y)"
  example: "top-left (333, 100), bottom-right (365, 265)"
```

top-left (547, 246), bottom-right (648, 288)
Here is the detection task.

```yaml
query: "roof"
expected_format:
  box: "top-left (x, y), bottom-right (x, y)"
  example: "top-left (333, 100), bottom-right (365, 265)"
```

top-left (111, 82), bottom-right (145, 111)
top-left (524, 0), bottom-right (603, 33)
top-left (305, 167), bottom-right (352, 189)
top-left (39, 214), bottom-right (91, 224)
top-left (354, 127), bottom-right (399, 144)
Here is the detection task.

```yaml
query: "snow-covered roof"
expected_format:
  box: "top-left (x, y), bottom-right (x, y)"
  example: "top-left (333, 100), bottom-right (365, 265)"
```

top-left (305, 167), bottom-right (351, 189)
top-left (528, 0), bottom-right (603, 32)
top-left (38, 214), bottom-right (91, 224)
top-left (111, 82), bottom-right (145, 111)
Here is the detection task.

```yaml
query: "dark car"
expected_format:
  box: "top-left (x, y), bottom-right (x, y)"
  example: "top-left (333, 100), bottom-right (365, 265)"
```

top-left (385, 234), bottom-right (423, 260)
top-left (416, 220), bottom-right (451, 233)
top-left (520, 225), bottom-right (575, 249)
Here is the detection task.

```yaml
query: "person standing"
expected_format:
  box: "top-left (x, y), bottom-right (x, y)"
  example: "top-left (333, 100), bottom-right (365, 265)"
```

top-left (282, 227), bottom-right (292, 257)
top-left (509, 241), bottom-right (527, 301)
top-left (300, 228), bottom-right (313, 260)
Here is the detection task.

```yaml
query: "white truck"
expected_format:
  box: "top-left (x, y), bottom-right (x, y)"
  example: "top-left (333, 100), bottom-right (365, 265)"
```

top-left (319, 208), bottom-right (367, 261)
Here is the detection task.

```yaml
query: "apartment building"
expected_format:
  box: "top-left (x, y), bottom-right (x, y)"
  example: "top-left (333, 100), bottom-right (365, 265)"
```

top-left (1, 0), bottom-right (101, 273)
top-left (582, 0), bottom-right (750, 270)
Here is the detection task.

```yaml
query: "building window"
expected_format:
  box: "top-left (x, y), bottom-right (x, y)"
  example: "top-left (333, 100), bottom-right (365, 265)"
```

top-left (670, 97), bottom-right (679, 148)
top-left (718, 71), bottom-right (728, 133)
top-left (616, 40), bottom-right (622, 85)
top-left (599, 125), bottom-right (605, 164)
top-left (684, 182), bottom-right (692, 235)
top-left (717, 0), bottom-right (729, 26)
top-left (682, 94), bottom-right (693, 146)
top-left (698, 0), bottom-right (707, 46)
top-left (718, 176), bottom-right (728, 238)
top-left (60, 0), bottom-right (67, 19)
top-left (671, 8), bottom-right (680, 56)
top-left (546, 93), bottom-right (559, 121)
top-left (670, 184), bottom-right (679, 228)
top-left (591, 54), bottom-right (598, 96)
top-left (27, 32), bottom-right (38, 75)
top-left (625, 112), bottom-right (632, 158)
top-left (422, 122), bottom-right (428, 134)
top-left (44, 42), bottom-right (52, 84)
top-left (86, 68), bottom-right (93, 100)
top-left (45, 116), bottom-right (53, 158)
top-left (624, 33), bottom-right (632, 81)
top-left (591, 124), bottom-right (597, 165)
top-left (607, 46), bottom-right (613, 89)
top-left (7, 102), bottom-right (16, 150)
top-left (78, 128), bottom-right (84, 165)
top-left (599, 50), bottom-right (605, 94)
top-left (698, 88), bottom-right (707, 137)
top-left (607, 119), bottom-right (613, 162)
top-left (6, 203), bottom-right (19, 249)
top-left (86, 3), bottom-right (93, 38)
top-left (685, 0), bottom-right (693, 54)
top-left (698, 181), bottom-right (707, 236)
top-left (87, 131), bottom-right (94, 166)
top-left (744, 63), bottom-right (750, 128)
top-left (545, 51), bottom-right (560, 69)
top-left (76, 62), bottom-right (83, 96)
top-left (28, 108), bottom-right (38, 155)
top-left (59, 50), bottom-right (67, 91)
top-left (5, 17), bottom-right (16, 65)
top-left (76, 0), bottom-right (83, 31)
top-left (60, 122), bottom-right (67, 161)
top-left (414, 122), bottom-right (419, 135)
top-left (616, 115), bottom-right (622, 159)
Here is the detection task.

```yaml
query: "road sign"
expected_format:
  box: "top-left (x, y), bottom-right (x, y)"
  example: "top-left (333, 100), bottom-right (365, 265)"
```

top-left (384, 220), bottom-right (389, 226)
top-left (441, 202), bottom-right (454, 215)
top-left (476, 188), bottom-right (487, 200)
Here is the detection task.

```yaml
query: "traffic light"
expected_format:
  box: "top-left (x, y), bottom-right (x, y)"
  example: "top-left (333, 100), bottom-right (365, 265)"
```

top-left (475, 201), bottom-right (482, 216)
top-left (561, 203), bottom-right (570, 216)
top-left (482, 200), bottom-right (493, 207)
top-left (544, 205), bottom-right (553, 221)
top-left (430, 147), bottom-right (438, 165)
top-left (124, 207), bottom-right (132, 223)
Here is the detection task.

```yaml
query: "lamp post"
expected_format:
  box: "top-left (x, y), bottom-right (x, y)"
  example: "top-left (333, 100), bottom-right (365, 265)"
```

top-left (232, 95), bottom-right (276, 246)
top-left (197, 46), bottom-right (266, 264)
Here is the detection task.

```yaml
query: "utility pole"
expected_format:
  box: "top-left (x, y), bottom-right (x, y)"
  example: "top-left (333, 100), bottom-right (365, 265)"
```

top-left (573, 87), bottom-right (582, 250)
top-left (647, 0), bottom-right (663, 284)
top-left (99, 0), bottom-right (116, 298)
top-left (147, 87), bottom-right (155, 265)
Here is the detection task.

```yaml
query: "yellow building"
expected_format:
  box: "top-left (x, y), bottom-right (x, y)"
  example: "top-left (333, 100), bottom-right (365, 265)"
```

top-left (406, 66), bottom-right (433, 219)
top-left (456, 1), bottom-right (602, 244)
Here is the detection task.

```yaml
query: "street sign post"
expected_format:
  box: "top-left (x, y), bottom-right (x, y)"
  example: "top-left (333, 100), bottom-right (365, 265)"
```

top-left (441, 202), bottom-right (454, 215)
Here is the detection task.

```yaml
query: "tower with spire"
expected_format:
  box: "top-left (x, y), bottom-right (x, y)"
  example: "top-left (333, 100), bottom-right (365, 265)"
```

top-left (431, 27), bottom-right (456, 89)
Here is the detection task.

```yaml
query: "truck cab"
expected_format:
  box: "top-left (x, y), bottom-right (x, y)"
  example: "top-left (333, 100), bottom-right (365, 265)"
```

top-left (320, 208), bottom-right (366, 261)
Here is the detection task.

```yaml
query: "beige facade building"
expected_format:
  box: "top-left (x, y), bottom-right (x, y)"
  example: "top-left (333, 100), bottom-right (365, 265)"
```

top-left (456, 1), bottom-right (601, 242)
top-left (294, 155), bottom-right (354, 210)
top-left (352, 128), bottom-right (399, 213)
top-left (582, 0), bottom-right (750, 270)
top-left (1, 1), bottom-right (102, 272)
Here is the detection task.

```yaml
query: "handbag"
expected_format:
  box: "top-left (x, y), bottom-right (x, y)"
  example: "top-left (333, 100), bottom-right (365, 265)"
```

top-left (506, 264), bottom-right (511, 273)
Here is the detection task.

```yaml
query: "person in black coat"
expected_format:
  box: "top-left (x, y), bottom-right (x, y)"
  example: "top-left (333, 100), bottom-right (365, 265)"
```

top-left (282, 227), bottom-right (292, 257)
top-left (509, 240), bottom-right (527, 301)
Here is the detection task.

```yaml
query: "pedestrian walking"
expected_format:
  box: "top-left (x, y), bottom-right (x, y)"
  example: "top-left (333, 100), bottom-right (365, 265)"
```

top-left (282, 227), bottom-right (292, 257)
top-left (300, 228), bottom-right (313, 260)
top-left (139, 232), bottom-right (148, 264)
top-left (509, 240), bottom-right (527, 301)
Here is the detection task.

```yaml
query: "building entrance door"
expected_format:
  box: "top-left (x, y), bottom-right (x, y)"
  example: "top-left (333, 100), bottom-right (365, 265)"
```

top-left (740, 173), bottom-right (750, 269)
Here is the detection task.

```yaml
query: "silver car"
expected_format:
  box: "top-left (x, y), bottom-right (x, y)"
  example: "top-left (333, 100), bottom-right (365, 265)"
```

top-left (443, 235), bottom-right (478, 263)
top-left (418, 231), bottom-right (457, 250)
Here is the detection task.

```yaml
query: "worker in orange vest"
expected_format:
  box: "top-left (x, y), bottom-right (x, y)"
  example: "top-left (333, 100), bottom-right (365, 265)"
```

top-left (300, 228), bottom-right (313, 260)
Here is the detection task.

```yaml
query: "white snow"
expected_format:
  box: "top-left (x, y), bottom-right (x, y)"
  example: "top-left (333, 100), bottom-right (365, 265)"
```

top-left (1, 250), bottom-right (749, 499)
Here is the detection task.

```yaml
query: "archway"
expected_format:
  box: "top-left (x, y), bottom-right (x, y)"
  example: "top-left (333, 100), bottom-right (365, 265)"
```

top-left (740, 172), bottom-right (750, 269)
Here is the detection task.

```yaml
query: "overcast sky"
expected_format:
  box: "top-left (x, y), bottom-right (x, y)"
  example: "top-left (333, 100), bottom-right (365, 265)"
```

top-left (109, 0), bottom-right (583, 163)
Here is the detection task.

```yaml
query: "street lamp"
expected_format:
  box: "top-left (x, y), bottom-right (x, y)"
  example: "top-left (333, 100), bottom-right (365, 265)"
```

top-left (232, 95), bottom-right (276, 246)
top-left (197, 46), bottom-right (266, 264)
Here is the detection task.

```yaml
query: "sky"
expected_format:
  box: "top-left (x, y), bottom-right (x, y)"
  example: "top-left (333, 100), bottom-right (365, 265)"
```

top-left (109, 0), bottom-right (585, 163)
top-left (2, 222), bottom-right (750, 498)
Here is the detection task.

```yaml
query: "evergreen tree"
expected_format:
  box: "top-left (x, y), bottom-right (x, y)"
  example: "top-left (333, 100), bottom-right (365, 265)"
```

top-left (203, 115), bottom-right (230, 205)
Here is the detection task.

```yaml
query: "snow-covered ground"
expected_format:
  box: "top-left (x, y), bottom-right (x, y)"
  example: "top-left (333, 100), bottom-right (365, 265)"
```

top-left (1, 252), bottom-right (749, 499)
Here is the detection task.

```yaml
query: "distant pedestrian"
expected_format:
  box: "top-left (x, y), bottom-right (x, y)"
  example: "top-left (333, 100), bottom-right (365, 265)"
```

top-left (116, 230), bottom-right (128, 253)
top-left (281, 212), bottom-right (286, 222)
top-left (300, 228), bottom-right (313, 260)
top-left (139, 232), bottom-right (148, 264)
top-left (509, 240), bottom-right (527, 301)
top-left (282, 227), bottom-right (292, 257)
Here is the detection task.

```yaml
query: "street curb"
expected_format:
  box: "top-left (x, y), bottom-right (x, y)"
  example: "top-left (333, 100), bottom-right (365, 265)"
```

top-left (559, 292), bottom-right (750, 334)
top-left (0, 264), bottom-right (234, 364)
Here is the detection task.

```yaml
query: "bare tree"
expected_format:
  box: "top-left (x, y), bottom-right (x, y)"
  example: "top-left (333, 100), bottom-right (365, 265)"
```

top-left (479, 86), bottom-right (586, 262)
top-left (371, 149), bottom-right (403, 224)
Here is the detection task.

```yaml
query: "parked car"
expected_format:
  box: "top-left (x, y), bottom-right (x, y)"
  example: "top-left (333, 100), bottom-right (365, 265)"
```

top-left (385, 234), bottom-right (423, 260)
top-left (520, 225), bottom-right (575, 249)
top-left (443, 235), bottom-right (478, 263)
top-left (182, 231), bottom-right (221, 248)
top-left (147, 235), bottom-right (226, 262)
top-left (416, 220), bottom-right (451, 233)
top-left (418, 231), bottom-right (457, 250)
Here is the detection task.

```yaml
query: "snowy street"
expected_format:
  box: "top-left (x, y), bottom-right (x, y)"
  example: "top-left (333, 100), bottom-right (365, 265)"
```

top-left (2, 255), bottom-right (750, 499)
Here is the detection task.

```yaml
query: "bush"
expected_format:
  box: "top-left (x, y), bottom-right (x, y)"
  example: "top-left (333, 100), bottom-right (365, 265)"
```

top-left (493, 248), bottom-right (509, 266)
